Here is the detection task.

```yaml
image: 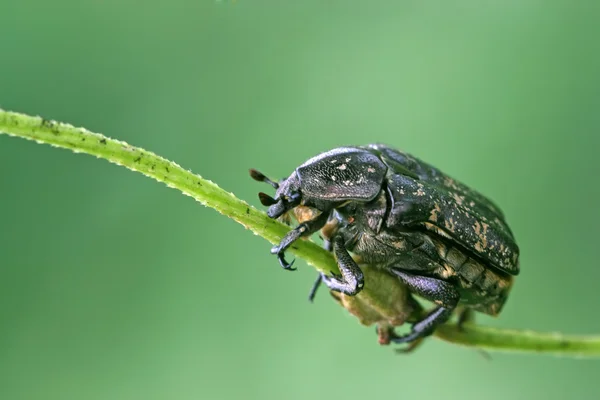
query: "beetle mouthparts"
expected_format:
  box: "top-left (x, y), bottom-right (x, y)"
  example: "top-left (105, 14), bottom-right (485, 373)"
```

top-left (249, 169), bottom-right (279, 189)
top-left (267, 199), bottom-right (287, 219)
top-left (258, 192), bottom-right (278, 206)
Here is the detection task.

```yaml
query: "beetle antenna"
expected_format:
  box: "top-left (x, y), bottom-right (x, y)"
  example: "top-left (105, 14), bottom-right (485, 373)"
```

top-left (249, 169), bottom-right (279, 189)
top-left (258, 192), bottom-right (278, 206)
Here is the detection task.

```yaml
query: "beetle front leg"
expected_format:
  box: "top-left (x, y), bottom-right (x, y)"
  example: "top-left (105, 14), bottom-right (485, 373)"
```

top-left (387, 269), bottom-right (459, 344)
top-left (271, 211), bottom-right (330, 270)
top-left (320, 235), bottom-right (364, 296)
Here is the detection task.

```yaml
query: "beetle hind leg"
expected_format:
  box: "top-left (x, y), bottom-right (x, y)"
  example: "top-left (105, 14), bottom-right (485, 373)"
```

top-left (387, 269), bottom-right (460, 344)
top-left (393, 336), bottom-right (425, 354)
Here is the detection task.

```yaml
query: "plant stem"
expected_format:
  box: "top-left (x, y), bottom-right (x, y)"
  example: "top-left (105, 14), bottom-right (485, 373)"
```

top-left (0, 108), bottom-right (338, 276)
top-left (435, 324), bottom-right (600, 358)
top-left (1, 108), bottom-right (599, 358)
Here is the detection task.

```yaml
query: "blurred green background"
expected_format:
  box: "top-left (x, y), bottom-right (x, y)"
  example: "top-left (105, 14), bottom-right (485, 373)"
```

top-left (1, 1), bottom-right (599, 399)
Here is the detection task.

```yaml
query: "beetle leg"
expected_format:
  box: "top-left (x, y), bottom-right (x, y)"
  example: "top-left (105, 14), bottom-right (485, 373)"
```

top-left (376, 323), bottom-right (423, 351)
top-left (319, 214), bottom-right (340, 253)
top-left (307, 273), bottom-right (323, 302)
top-left (320, 235), bottom-right (364, 296)
top-left (387, 269), bottom-right (460, 343)
top-left (394, 337), bottom-right (425, 354)
top-left (308, 220), bottom-right (338, 301)
top-left (457, 307), bottom-right (475, 331)
top-left (271, 211), bottom-right (330, 270)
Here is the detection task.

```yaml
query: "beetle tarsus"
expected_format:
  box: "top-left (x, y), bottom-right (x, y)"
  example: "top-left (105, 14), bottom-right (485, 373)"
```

top-left (389, 307), bottom-right (454, 343)
top-left (374, 324), bottom-right (425, 353)
top-left (320, 236), bottom-right (364, 296)
top-left (275, 252), bottom-right (296, 270)
top-left (393, 337), bottom-right (425, 354)
top-left (388, 269), bottom-right (460, 343)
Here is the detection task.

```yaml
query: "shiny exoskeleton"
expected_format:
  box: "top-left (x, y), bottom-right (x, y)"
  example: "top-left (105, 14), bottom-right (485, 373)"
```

top-left (250, 144), bottom-right (519, 346)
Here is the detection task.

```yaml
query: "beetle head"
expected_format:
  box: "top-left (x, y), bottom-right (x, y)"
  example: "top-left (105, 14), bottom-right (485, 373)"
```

top-left (249, 168), bottom-right (302, 219)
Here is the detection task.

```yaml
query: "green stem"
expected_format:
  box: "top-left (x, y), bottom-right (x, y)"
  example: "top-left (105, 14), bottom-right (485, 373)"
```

top-left (0, 108), bottom-right (338, 276)
top-left (1, 108), bottom-right (599, 358)
top-left (435, 324), bottom-right (600, 358)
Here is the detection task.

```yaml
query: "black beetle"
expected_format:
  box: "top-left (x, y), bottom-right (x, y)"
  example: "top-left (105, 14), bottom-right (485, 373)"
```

top-left (251, 144), bottom-right (519, 345)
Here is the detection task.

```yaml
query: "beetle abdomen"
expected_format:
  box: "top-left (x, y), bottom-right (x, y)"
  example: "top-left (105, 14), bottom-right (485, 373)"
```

top-left (434, 239), bottom-right (513, 315)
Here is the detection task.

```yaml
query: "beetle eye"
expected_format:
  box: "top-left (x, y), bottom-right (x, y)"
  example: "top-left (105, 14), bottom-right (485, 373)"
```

top-left (258, 192), bottom-right (278, 206)
top-left (287, 192), bottom-right (301, 204)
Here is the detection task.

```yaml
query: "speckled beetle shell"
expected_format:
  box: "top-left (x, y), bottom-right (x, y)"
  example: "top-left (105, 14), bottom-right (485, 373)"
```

top-left (365, 144), bottom-right (520, 276)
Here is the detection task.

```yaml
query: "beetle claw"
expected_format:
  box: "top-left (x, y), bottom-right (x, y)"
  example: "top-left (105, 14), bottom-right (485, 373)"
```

top-left (276, 252), bottom-right (296, 271)
top-left (374, 326), bottom-right (424, 351)
top-left (271, 244), bottom-right (297, 271)
top-left (393, 338), bottom-right (424, 354)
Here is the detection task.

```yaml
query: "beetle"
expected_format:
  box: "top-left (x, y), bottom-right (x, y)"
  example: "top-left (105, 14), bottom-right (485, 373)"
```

top-left (250, 144), bottom-right (519, 345)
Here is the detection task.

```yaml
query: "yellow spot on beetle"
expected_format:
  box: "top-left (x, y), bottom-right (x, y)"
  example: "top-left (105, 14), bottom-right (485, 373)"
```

top-left (429, 203), bottom-right (442, 222)
top-left (473, 221), bottom-right (489, 253)
top-left (444, 218), bottom-right (456, 233)
top-left (452, 192), bottom-right (465, 206)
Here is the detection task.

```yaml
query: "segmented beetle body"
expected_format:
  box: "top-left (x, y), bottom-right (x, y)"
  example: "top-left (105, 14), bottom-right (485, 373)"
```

top-left (251, 144), bottom-right (519, 348)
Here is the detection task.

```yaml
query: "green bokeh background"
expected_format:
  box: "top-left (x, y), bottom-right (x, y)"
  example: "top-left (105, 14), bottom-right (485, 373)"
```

top-left (1, 1), bottom-right (599, 399)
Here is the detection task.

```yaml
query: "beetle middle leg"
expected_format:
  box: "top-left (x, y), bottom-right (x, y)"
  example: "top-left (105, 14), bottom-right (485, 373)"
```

top-left (320, 235), bottom-right (364, 296)
top-left (457, 307), bottom-right (474, 331)
top-left (307, 273), bottom-right (323, 302)
top-left (271, 211), bottom-right (330, 270)
top-left (387, 269), bottom-right (460, 344)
